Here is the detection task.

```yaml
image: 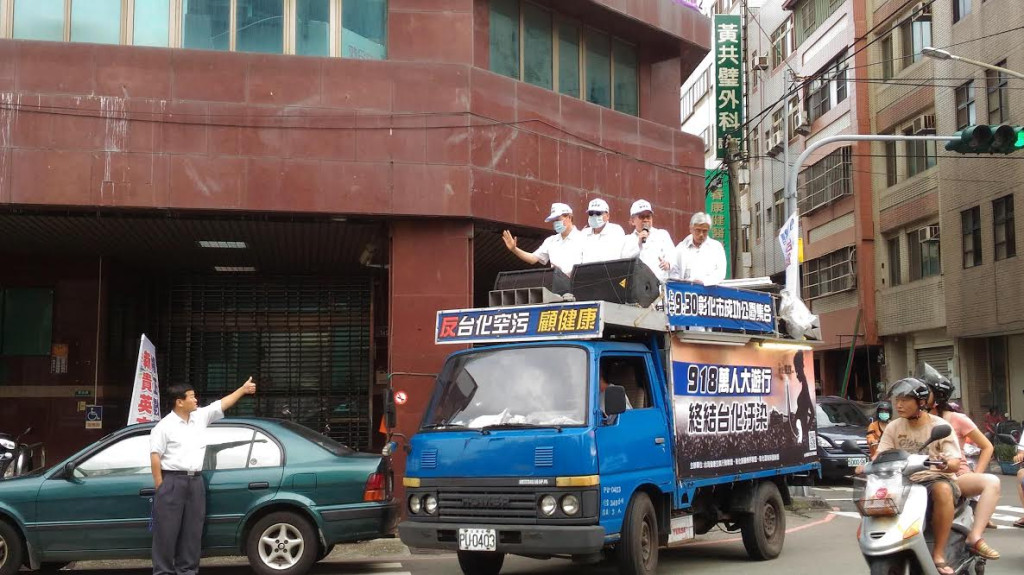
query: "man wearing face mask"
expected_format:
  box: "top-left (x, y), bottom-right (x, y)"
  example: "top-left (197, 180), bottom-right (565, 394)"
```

top-left (620, 199), bottom-right (674, 282)
top-left (580, 198), bottom-right (626, 264)
top-left (866, 400), bottom-right (892, 459)
top-left (503, 202), bottom-right (583, 275)
top-left (669, 212), bottom-right (727, 285)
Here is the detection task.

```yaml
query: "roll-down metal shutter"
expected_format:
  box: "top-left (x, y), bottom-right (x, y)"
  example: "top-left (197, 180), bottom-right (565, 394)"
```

top-left (915, 346), bottom-right (955, 378)
top-left (157, 276), bottom-right (373, 451)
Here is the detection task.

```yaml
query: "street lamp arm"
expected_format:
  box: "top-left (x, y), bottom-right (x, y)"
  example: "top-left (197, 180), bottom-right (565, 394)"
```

top-left (922, 47), bottom-right (1024, 81)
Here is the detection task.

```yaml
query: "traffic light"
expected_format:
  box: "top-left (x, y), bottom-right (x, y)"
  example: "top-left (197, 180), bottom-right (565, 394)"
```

top-left (945, 124), bottom-right (1024, 154)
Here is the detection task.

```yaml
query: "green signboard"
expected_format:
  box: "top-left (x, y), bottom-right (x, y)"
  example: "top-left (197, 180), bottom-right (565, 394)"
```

top-left (714, 14), bottom-right (743, 159)
top-left (706, 170), bottom-right (732, 279)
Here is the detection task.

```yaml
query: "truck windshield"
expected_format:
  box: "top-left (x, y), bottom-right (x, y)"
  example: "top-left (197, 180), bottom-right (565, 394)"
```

top-left (422, 346), bottom-right (588, 430)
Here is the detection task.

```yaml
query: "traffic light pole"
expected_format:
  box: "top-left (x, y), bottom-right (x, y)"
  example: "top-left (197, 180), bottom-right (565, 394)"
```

top-left (784, 133), bottom-right (954, 298)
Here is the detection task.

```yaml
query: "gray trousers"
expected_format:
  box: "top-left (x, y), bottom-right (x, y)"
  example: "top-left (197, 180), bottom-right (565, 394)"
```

top-left (152, 473), bottom-right (206, 575)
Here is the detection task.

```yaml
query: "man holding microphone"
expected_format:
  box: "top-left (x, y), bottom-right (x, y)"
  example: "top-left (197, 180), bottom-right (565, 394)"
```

top-left (620, 199), bottom-right (674, 282)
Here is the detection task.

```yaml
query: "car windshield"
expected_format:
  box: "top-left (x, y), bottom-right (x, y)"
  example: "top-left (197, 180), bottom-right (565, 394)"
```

top-left (817, 402), bottom-right (870, 427)
top-left (422, 346), bottom-right (588, 430)
top-left (278, 420), bottom-right (353, 456)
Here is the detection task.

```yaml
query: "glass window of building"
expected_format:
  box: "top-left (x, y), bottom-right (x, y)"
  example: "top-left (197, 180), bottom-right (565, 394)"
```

top-left (887, 237), bottom-right (901, 286)
top-left (71, 0), bottom-right (122, 44)
top-left (558, 21), bottom-right (581, 98)
top-left (295, 0), bottom-right (330, 57)
top-left (612, 39), bottom-right (638, 116)
top-left (235, 0), bottom-right (283, 54)
top-left (955, 81), bottom-right (976, 130)
top-left (994, 195), bottom-right (1016, 260)
top-left (962, 206), bottom-right (982, 268)
top-left (523, 3), bottom-right (553, 89)
top-left (342, 0), bottom-right (387, 59)
top-left (489, 0), bottom-right (520, 79)
top-left (182, 0), bottom-right (231, 51)
top-left (13, 0), bottom-right (65, 41)
top-left (134, 0), bottom-right (171, 47)
top-left (584, 28), bottom-right (611, 108)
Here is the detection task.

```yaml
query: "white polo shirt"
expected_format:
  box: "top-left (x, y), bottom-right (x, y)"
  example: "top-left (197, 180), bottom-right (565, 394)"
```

top-left (620, 227), bottom-right (675, 282)
top-left (580, 223), bottom-right (626, 264)
top-left (670, 235), bottom-right (727, 286)
top-left (532, 227), bottom-right (584, 275)
top-left (150, 401), bottom-right (225, 472)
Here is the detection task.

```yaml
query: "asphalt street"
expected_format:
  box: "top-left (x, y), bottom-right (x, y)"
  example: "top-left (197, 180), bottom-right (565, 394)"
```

top-left (53, 473), bottom-right (1024, 574)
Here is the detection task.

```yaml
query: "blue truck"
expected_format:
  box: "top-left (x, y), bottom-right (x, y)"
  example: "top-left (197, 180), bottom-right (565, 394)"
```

top-left (397, 281), bottom-right (820, 575)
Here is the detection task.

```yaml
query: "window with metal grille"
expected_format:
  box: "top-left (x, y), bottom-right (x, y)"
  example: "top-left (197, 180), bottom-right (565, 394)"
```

top-left (157, 276), bottom-right (373, 451)
top-left (908, 225), bottom-right (941, 281)
top-left (798, 146), bottom-right (852, 213)
top-left (987, 63), bottom-right (1008, 124)
top-left (803, 246), bottom-right (856, 300)
top-left (994, 194), bottom-right (1016, 260)
top-left (962, 206), bottom-right (982, 268)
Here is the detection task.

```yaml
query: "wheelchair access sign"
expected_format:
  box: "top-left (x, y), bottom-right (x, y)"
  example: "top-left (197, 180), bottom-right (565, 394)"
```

top-left (85, 405), bottom-right (103, 430)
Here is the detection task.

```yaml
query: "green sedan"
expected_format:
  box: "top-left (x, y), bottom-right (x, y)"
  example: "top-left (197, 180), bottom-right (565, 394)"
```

top-left (0, 418), bottom-right (397, 575)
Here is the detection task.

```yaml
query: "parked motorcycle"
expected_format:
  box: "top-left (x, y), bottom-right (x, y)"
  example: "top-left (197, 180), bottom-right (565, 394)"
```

top-left (855, 425), bottom-right (986, 575)
top-left (0, 427), bottom-right (42, 479)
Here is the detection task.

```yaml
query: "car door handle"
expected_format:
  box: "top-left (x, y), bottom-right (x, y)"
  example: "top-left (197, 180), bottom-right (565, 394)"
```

top-left (139, 488), bottom-right (155, 496)
top-left (248, 482), bottom-right (270, 490)
top-left (654, 437), bottom-right (665, 445)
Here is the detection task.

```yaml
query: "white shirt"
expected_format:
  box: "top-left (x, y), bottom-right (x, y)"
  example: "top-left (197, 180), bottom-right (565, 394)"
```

top-left (533, 227), bottom-right (584, 275)
top-left (670, 235), bottom-right (727, 286)
top-left (620, 227), bottom-right (674, 282)
top-left (150, 401), bottom-right (225, 472)
top-left (580, 223), bottom-right (626, 264)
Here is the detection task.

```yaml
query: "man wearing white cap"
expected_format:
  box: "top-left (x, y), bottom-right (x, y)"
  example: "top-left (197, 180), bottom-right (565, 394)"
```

top-left (621, 199), bottom-right (674, 282)
top-left (502, 202), bottom-right (583, 275)
top-left (670, 212), bottom-right (727, 285)
top-left (580, 198), bottom-right (626, 264)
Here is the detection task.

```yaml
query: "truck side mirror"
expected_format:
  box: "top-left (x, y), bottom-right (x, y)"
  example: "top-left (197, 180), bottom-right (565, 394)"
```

top-left (604, 385), bottom-right (628, 416)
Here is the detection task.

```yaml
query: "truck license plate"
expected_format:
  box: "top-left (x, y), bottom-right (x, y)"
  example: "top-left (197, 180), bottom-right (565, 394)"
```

top-left (848, 457), bottom-right (866, 467)
top-left (458, 528), bottom-right (497, 551)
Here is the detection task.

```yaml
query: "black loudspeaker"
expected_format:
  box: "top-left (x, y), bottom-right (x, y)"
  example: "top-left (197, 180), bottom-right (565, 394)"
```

top-left (494, 267), bottom-right (572, 293)
top-left (570, 257), bottom-right (660, 307)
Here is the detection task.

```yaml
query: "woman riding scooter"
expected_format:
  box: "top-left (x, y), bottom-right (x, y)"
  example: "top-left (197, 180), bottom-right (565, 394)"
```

top-left (866, 401), bottom-right (891, 459)
top-left (922, 369), bottom-right (1000, 561)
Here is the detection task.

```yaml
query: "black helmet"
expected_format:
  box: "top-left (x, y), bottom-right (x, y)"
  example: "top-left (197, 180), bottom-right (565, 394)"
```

top-left (876, 400), bottom-right (893, 418)
top-left (928, 377), bottom-right (955, 404)
top-left (888, 377), bottom-right (930, 402)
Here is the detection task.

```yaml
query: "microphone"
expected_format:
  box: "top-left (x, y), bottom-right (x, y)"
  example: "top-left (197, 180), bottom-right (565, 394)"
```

top-left (641, 223), bottom-right (650, 244)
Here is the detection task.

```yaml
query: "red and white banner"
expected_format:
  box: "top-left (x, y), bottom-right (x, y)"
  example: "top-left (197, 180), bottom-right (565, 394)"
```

top-left (128, 334), bottom-right (161, 425)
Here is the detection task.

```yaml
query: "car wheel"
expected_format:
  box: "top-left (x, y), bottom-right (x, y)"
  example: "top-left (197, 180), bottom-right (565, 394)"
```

top-left (740, 481), bottom-right (785, 560)
top-left (0, 520), bottom-right (24, 575)
top-left (246, 511), bottom-right (318, 575)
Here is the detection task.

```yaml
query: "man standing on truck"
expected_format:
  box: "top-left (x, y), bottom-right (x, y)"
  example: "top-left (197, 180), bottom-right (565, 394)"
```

top-left (502, 202), bottom-right (583, 275)
top-left (580, 198), bottom-right (626, 264)
top-left (620, 199), bottom-right (674, 282)
top-left (669, 212), bottom-right (727, 285)
top-left (876, 378), bottom-right (963, 575)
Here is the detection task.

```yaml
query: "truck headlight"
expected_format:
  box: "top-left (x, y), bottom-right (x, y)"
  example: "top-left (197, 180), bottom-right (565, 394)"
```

top-left (561, 494), bottom-right (580, 516)
top-left (539, 495), bottom-right (557, 516)
top-left (408, 494), bottom-right (422, 514)
top-left (424, 494), bottom-right (438, 515)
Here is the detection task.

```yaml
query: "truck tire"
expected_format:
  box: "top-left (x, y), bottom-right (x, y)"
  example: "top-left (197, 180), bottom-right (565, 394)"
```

top-left (456, 550), bottom-right (505, 575)
top-left (617, 492), bottom-right (658, 575)
top-left (740, 481), bottom-right (785, 560)
top-left (0, 520), bottom-right (24, 575)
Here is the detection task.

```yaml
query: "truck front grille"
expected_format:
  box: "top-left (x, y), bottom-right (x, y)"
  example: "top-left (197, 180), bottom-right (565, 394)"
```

top-left (437, 488), bottom-right (538, 521)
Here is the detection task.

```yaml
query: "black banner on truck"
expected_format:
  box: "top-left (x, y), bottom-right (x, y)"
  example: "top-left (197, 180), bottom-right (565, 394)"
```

top-left (670, 341), bottom-right (817, 480)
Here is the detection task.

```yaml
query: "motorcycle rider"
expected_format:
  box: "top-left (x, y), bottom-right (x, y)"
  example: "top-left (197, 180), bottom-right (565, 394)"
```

top-left (876, 378), bottom-right (962, 575)
top-left (925, 377), bottom-right (1000, 559)
top-left (866, 400), bottom-right (891, 459)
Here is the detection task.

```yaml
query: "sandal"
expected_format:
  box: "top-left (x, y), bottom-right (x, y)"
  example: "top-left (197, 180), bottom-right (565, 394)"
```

top-left (934, 561), bottom-right (954, 575)
top-left (1015, 518), bottom-right (1024, 528)
top-left (967, 538), bottom-right (1001, 560)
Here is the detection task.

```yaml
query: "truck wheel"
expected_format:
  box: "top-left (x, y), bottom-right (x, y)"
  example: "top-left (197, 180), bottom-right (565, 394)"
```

top-left (456, 550), bottom-right (505, 575)
top-left (740, 481), bottom-right (785, 560)
top-left (245, 511), bottom-right (318, 575)
top-left (617, 492), bottom-right (658, 575)
top-left (0, 520), bottom-right (24, 575)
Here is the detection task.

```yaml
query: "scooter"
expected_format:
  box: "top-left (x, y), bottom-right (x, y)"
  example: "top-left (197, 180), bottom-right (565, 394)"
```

top-left (0, 427), bottom-right (42, 479)
top-left (855, 425), bottom-right (986, 575)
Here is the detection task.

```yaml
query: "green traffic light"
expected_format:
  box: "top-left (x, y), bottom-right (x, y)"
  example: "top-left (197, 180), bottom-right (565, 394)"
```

top-left (1016, 130), bottom-right (1024, 149)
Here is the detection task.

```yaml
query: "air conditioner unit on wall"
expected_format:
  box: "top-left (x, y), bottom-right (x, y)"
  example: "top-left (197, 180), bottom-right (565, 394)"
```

top-left (916, 2), bottom-right (932, 17)
top-left (912, 114), bottom-right (936, 134)
top-left (752, 55), bottom-right (769, 71)
top-left (767, 132), bottom-right (784, 156)
top-left (921, 224), bottom-right (940, 242)
top-left (794, 110), bottom-right (811, 136)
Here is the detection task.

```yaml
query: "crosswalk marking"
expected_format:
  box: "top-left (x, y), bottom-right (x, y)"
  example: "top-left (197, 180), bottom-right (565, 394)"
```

top-left (996, 505), bottom-right (1024, 513)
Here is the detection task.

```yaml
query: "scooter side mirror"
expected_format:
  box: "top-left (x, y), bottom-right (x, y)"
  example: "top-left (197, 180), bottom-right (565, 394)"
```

top-left (924, 424), bottom-right (953, 448)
